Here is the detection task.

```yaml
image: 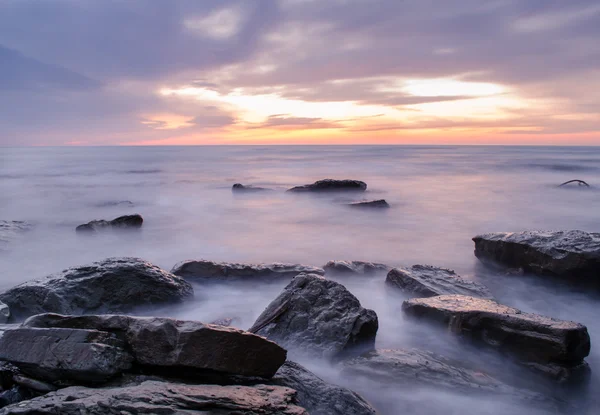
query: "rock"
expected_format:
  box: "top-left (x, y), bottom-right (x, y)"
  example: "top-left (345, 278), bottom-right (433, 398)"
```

top-left (0, 387), bottom-right (34, 410)
top-left (172, 260), bottom-right (324, 282)
top-left (76, 214), bottom-right (143, 232)
top-left (473, 230), bottom-right (600, 283)
top-left (0, 381), bottom-right (308, 414)
top-left (272, 361), bottom-right (377, 415)
top-left (402, 295), bottom-right (590, 378)
top-left (323, 260), bottom-right (390, 275)
top-left (250, 273), bottom-right (378, 359)
top-left (24, 313), bottom-right (287, 378)
top-left (94, 200), bottom-right (134, 208)
top-left (347, 199), bottom-right (390, 208)
top-left (386, 265), bottom-right (493, 299)
top-left (0, 302), bottom-right (9, 324)
top-left (287, 179), bottom-right (367, 193)
top-left (210, 317), bottom-right (234, 327)
top-left (232, 183), bottom-right (270, 192)
top-left (12, 376), bottom-right (57, 393)
top-left (0, 257), bottom-right (194, 322)
top-left (0, 327), bottom-right (133, 383)
top-left (0, 221), bottom-right (31, 250)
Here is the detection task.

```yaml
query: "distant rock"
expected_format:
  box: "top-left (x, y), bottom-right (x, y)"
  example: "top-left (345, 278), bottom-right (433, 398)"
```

top-left (347, 199), bottom-right (390, 209)
top-left (76, 214), bottom-right (143, 232)
top-left (172, 260), bottom-right (324, 282)
top-left (473, 230), bottom-right (600, 284)
top-left (94, 200), bottom-right (135, 208)
top-left (250, 273), bottom-right (378, 359)
top-left (323, 260), bottom-right (390, 276)
top-left (288, 179), bottom-right (367, 192)
top-left (0, 221), bottom-right (32, 250)
top-left (386, 265), bottom-right (493, 299)
top-left (402, 295), bottom-right (591, 380)
top-left (0, 257), bottom-right (194, 322)
top-left (232, 183), bottom-right (271, 192)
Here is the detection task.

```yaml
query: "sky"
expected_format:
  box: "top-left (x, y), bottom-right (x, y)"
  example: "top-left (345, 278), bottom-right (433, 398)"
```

top-left (1, 0), bottom-right (599, 146)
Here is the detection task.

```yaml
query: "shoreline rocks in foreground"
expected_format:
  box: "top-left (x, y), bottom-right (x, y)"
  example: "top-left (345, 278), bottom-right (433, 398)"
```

top-left (250, 273), bottom-right (378, 360)
top-left (76, 214), bottom-right (143, 233)
top-left (386, 265), bottom-right (493, 299)
top-left (473, 230), bottom-right (600, 284)
top-left (287, 179), bottom-right (367, 193)
top-left (402, 294), bottom-right (591, 380)
top-left (323, 260), bottom-right (390, 276)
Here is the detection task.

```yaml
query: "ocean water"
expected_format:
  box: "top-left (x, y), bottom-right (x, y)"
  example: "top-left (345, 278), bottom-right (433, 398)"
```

top-left (1, 145), bottom-right (599, 414)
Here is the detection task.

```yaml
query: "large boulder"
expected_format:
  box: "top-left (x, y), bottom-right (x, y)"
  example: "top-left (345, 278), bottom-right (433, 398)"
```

top-left (287, 179), bottom-right (367, 193)
top-left (402, 295), bottom-right (590, 379)
top-left (347, 199), bottom-right (390, 209)
top-left (473, 230), bottom-right (600, 283)
top-left (0, 381), bottom-right (308, 414)
top-left (24, 314), bottom-right (287, 378)
top-left (172, 260), bottom-right (324, 282)
top-left (323, 260), bottom-right (390, 276)
top-left (385, 265), bottom-right (493, 299)
top-left (249, 274), bottom-right (378, 359)
top-left (76, 214), bottom-right (143, 232)
top-left (0, 258), bottom-right (194, 322)
top-left (0, 327), bottom-right (133, 384)
top-left (272, 362), bottom-right (377, 415)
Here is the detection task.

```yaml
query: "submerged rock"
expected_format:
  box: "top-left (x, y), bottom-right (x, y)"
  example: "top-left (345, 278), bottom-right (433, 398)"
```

top-left (386, 265), bottom-right (493, 299)
top-left (347, 199), bottom-right (390, 209)
top-left (250, 273), bottom-right (378, 359)
top-left (402, 295), bottom-right (590, 379)
top-left (287, 179), bottom-right (367, 193)
top-left (0, 257), bottom-right (194, 322)
top-left (24, 313), bottom-right (287, 378)
top-left (0, 221), bottom-right (32, 250)
top-left (273, 361), bottom-right (377, 415)
top-left (473, 230), bottom-right (600, 283)
top-left (232, 183), bottom-right (271, 192)
top-left (76, 214), bottom-right (143, 232)
top-left (323, 260), bottom-right (390, 276)
top-left (0, 381), bottom-right (308, 414)
top-left (172, 260), bottom-right (324, 282)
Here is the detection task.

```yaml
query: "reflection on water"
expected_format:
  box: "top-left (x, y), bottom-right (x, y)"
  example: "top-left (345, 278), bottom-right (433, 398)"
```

top-left (1, 145), bottom-right (600, 414)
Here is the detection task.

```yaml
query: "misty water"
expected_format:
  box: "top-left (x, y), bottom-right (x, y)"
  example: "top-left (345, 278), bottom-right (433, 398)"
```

top-left (1, 145), bottom-right (599, 414)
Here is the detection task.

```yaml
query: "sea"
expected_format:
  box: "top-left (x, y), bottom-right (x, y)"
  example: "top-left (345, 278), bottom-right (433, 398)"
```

top-left (1, 145), bottom-right (599, 414)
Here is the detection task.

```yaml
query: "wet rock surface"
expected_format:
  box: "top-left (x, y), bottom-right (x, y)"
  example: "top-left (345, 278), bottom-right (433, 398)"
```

top-left (250, 273), bottom-right (378, 359)
top-left (386, 265), bottom-right (493, 299)
top-left (172, 260), bottom-right (324, 282)
top-left (232, 183), bottom-right (271, 192)
top-left (75, 214), bottom-right (143, 232)
top-left (287, 179), bottom-right (367, 192)
top-left (323, 260), bottom-right (390, 275)
top-left (473, 230), bottom-right (600, 283)
top-left (0, 258), bottom-right (194, 322)
top-left (347, 199), bottom-right (390, 208)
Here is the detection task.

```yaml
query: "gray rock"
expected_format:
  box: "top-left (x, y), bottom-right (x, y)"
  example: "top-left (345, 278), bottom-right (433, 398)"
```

top-left (0, 302), bottom-right (9, 324)
top-left (0, 381), bottom-right (308, 414)
top-left (288, 179), bottom-right (367, 192)
top-left (0, 257), bottom-right (194, 322)
top-left (273, 361), bottom-right (377, 415)
top-left (24, 313), bottom-right (287, 378)
top-left (0, 387), bottom-right (34, 410)
top-left (0, 327), bottom-right (133, 383)
top-left (386, 265), bottom-right (493, 299)
top-left (0, 221), bottom-right (31, 250)
top-left (473, 230), bottom-right (600, 283)
top-left (76, 214), bottom-right (143, 232)
top-left (250, 273), bottom-right (378, 359)
top-left (323, 260), bottom-right (390, 276)
top-left (347, 199), bottom-right (390, 208)
top-left (402, 295), bottom-right (590, 379)
top-left (172, 260), bottom-right (324, 282)
top-left (13, 375), bottom-right (57, 393)
top-left (232, 183), bottom-right (271, 192)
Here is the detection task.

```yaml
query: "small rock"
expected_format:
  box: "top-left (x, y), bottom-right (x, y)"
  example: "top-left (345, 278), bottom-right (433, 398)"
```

top-left (323, 260), bottom-right (390, 276)
top-left (287, 179), bottom-right (367, 193)
top-left (13, 375), bottom-right (57, 393)
top-left (347, 199), bottom-right (390, 208)
top-left (76, 214), bottom-right (143, 232)
top-left (232, 183), bottom-right (270, 192)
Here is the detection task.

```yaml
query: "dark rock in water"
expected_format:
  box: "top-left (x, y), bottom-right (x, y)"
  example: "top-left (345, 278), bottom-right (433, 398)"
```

top-left (402, 295), bottom-right (590, 379)
top-left (0, 327), bottom-right (133, 383)
top-left (0, 381), bottom-right (308, 414)
top-left (559, 179), bottom-right (590, 187)
top-left (0, 257), bottom-right (194, 322)
top-left (287, 179), bottom-right (367, 193)
top-left (272, 361), bottom-right (377, 415)
top-left (0, 221), bottom-right (32, 250)
top-left (386, 265), bottom-right (493, 299)
top-left (348, 199), bottom-right (390, 208)
top-left (473, 230), bottom-right (600, 284)
top-left (172, 260), bottom-right (324, 282)
top-left (323, 260), bottom-right (390, 275)
top-left (232, 183), bottom-right (270, 192)
top-left (0, 386), bottom-right (35, 410)
top-left (250, 273), bottom-right (378, 360)
top-left (94, 200), bottom-right (135, 208)
top-left (24, 313), bottom-right (287, 378)
top-left (76, 214), bottom-right (143, 232)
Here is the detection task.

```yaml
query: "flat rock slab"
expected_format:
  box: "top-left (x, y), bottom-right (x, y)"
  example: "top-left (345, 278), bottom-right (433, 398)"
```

top-left (0, 381), bottom-right (307, 415)
top-left (386, 265), bottom-right (493, 299)
top-left (473, 230), bottom-right (600, 282)
top-left (24, 313), bottom-right (287, 378)
top-left (0, 327), bottom-right (132, 383)
top-left (347, 199), bottom-right (390, 209)
top-left (287, 179), bottom-right (367, 192)
top-left (323, 260), bottom-right (390, 276)
top-left (402, 295), bottom-right (590, 372)
top-left (172, 260), bottom-right (324, 282)
top-left (250, 273), bottom-right (378, 359)
top-left (76, 214), bottom-right (143, 232)
top-left (0, 257), bottom-right (194, 322)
